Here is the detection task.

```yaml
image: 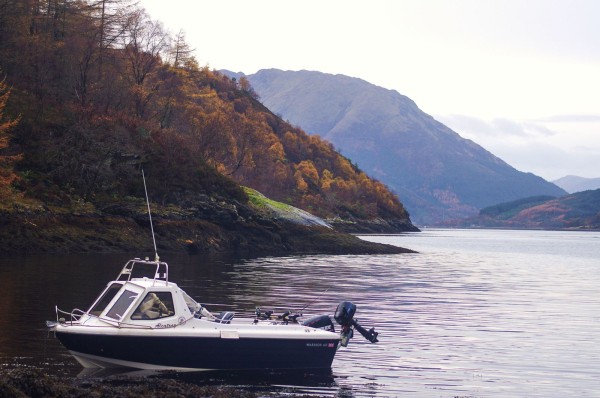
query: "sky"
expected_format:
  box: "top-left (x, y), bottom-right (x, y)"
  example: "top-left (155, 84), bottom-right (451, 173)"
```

top-left (140, 0), bottom-right (600, 181)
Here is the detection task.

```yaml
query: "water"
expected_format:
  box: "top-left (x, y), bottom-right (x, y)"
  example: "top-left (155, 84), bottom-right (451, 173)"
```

top-left (1, 228), bottom-right (599, 397)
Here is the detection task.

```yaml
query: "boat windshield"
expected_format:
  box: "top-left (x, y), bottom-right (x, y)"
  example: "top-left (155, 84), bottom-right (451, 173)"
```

top-left (88, 283), bottom-right (123, 316)
top-left (106, 289), bottom-right (139, 320)
top-left (182, 290), bottom-right (201, 314)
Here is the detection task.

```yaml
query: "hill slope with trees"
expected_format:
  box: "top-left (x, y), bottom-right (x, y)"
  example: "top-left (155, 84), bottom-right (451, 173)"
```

top-left (0, 1), bottom-right (416, 254)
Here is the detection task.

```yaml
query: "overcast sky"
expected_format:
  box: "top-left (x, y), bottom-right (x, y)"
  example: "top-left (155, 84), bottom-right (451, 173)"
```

top-left (141, 0), bottom-right (600, 181)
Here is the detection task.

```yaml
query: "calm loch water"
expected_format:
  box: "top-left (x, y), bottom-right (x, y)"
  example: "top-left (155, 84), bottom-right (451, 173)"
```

top-left (1, 228), bottom-right (599, 397)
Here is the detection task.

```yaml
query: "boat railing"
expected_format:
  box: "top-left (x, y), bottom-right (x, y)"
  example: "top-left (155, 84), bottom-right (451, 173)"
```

top-left (96, 316), bottom-right (155, 330)
top-left (116, 258), bottom-right (169, 286)
top-left (55, 306), bottom-right (86, 325)
top-left (53, 306), bottom-right (156, 329)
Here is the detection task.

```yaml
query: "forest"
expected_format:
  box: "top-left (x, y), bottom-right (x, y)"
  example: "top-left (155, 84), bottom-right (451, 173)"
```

top-left (0, 0), bottom-right (412, 228)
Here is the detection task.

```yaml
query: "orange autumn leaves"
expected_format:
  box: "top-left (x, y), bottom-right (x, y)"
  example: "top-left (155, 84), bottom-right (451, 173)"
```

top-left (0, 75), bottom-right (20, 197)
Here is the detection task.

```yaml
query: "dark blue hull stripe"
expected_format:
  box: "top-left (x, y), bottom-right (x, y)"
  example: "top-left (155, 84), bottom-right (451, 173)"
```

top-left (56, 332), bottom-right (338, 370)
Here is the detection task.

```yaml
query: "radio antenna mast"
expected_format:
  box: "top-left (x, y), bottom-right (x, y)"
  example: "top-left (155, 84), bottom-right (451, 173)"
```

top-left (142, 169), bottom-right (159, 262)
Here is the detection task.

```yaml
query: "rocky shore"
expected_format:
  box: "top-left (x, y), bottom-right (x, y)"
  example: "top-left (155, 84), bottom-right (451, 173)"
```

top-left (0, 369), bottom-right (265, 398)
top-left (0, 193), bottom-right (416, 256)
top-left (328, 217), bottom-right (420, 234)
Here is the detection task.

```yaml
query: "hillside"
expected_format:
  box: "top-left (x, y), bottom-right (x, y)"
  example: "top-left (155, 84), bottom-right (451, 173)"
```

top-left (449, 190), bottom-right (600, 230)
top-left (0, 2), bottom-right (416, 255)
top-left (238, 69), bottom-right (567, 225)
top-left (553, 175), bottom-right (600, 194)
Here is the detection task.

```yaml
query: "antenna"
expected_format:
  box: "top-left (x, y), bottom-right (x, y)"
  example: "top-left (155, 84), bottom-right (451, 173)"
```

top-left (142, 169), bottom-right (159, 262)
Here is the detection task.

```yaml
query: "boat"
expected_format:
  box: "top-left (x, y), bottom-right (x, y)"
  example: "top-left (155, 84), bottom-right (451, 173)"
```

top-left (47, 257), bottom-right (379, 371)
top-left (47, 172), bottom-right (378, 370)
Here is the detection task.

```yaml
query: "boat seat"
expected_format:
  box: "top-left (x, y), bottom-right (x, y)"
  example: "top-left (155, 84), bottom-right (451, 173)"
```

top-left (215, 311), bottom-right (234, 324)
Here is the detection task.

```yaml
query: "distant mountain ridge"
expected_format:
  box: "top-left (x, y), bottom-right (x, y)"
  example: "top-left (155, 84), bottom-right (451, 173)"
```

top-left (231, 69), bottom-right (566, 225)
top-left (449, 189), bottom-right (600, 230)
top-left (553, 175), bottom-right (600, 193)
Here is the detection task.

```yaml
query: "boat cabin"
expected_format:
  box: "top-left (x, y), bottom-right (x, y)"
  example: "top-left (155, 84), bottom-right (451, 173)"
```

top-left (78, 258), bottom-right (208, 328)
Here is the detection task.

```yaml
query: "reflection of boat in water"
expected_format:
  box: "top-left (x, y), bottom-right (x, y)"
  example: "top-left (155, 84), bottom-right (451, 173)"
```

top-left (47, 257), bottom-right (379, 371)
top-left (76, 366), bottom-right (337, 391)
top-left (76, 366), bottom-right (339, 397)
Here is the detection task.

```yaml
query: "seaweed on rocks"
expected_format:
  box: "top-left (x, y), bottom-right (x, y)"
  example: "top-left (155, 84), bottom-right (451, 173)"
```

top-left (0, 368), bottom-right (262, 398)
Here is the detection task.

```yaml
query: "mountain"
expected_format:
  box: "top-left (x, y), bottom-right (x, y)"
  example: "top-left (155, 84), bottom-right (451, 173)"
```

top-left (234, 69), bottom-right (567, 225)
top-left (553, 175), bottom-right (600, 194)
top-left (450, 189), bottom-right (600, 230)
top-left (0, 2), bottom-right (417, 255)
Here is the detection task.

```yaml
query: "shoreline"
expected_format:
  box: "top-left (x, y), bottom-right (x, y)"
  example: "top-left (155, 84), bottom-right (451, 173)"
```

top-left (0, 212), bottom-right (416, 256)
top-left (0, 368), bottom-right (279, 398)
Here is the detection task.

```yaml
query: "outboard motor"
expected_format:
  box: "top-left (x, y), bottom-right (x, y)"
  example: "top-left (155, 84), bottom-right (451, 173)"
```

top-left (334, 301), bottom-right (379, 347)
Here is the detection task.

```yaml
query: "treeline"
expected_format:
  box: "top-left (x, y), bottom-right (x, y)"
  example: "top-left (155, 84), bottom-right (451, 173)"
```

top-left (0, 0), bottom-right (410, 222)
top-left (450, 190), bottom-right (600, 230)
top-left (479, 195), bottom-right (556, 218)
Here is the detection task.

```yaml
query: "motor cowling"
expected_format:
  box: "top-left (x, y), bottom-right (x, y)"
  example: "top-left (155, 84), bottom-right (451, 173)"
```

top-left (334, 301), bottom-right (356, 327)
top-left (334, 301), bottom-right (379, 347)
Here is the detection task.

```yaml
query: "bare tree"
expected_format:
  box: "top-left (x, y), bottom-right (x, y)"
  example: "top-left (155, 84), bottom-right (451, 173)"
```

top-left (119, 8), bottom-right (169, 117)
top-left (169, 29), bottom-right (195, 68)
top-left (88, 0), bottom-right (133, 79)
top-left (121, 8), bottom-right (169, 86)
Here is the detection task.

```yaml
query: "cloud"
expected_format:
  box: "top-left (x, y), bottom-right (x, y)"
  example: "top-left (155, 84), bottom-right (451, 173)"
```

top-left (499, 143), bottom-right (600, 181)
top-left (493, 118), bottom-right (556, 137)
top-left (434, 113), bottom-right (600, 180)
top-left (436, 114), bottom-right (558, 139)
top-left (530, 114), bottom-right (600, 123)
top-left (489, 118), bottom-right (527, 136)
top-left (435, 114), bottom-right (496, 135)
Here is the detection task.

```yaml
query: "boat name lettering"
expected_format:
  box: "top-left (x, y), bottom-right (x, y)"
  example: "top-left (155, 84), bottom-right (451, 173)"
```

top-left (155, 322), bottom-right (178, 329)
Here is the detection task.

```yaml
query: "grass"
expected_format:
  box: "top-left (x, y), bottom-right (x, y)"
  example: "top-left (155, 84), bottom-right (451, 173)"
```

top-left (243, 186), bottom-right (293, 212)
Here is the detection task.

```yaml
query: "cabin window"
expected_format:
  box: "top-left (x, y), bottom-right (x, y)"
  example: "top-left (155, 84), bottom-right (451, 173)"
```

top-left (131, 292), bottom-right (175, 320)
top-left (88, 283), bottom-right (123, 316)
top-left (106, 289), bottom-right (138, 320)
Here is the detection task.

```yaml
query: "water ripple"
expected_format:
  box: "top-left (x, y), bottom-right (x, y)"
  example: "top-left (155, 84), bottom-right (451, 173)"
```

top-left (2, 229), bottom-right (600, 397)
